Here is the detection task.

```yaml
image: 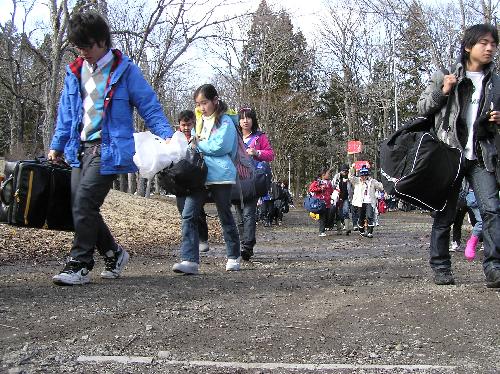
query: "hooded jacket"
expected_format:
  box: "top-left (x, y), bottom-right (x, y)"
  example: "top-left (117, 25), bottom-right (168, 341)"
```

top-left (416, 62), bottom-right (500, 173)
top-left (196, 113), bottom-right (238, 185)
top-left (50, 50), bottom-right (174, 174)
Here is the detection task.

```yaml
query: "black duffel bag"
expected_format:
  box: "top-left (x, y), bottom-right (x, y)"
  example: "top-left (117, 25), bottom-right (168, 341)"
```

top-left (157, 148), bottom-right (207, 196)
top-left (0, 158), bottom-right (73, 230)
top-left (379, 116), bottom-right (462, 211)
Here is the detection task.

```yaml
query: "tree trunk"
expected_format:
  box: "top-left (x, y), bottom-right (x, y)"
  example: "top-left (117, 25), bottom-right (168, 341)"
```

top-left (119, 174), bottom-right (128, 192)
top-left (43, 0), bottom-right (69, 152)
top-left (128, 173), bottom-right (137, 194)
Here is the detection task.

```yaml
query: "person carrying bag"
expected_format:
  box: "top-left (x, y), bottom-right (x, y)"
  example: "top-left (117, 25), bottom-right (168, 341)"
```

top-left (416, 24), bottom-right (500, 288)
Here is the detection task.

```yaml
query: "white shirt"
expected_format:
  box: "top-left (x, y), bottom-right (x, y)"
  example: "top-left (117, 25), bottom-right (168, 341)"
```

top-left (362, 179), bottom-right (372, 204)
top-left (464, 71), bottom-right (484, 160)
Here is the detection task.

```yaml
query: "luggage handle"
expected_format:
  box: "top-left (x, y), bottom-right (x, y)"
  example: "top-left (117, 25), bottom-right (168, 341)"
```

top-left (35, 156), bottom-right (71, 170)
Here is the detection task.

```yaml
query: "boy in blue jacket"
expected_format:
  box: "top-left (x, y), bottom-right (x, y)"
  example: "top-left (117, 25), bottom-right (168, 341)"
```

top-left (48, 11), bottom-right (173, 285)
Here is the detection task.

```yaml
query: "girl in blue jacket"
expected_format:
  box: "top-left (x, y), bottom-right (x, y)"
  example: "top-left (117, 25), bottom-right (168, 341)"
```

top-left (172, 84), bottom-right (241, 274)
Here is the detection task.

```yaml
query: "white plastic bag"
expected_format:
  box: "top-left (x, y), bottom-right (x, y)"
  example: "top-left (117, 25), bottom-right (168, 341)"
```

top-left (133, 131), bottom-right (188, 179)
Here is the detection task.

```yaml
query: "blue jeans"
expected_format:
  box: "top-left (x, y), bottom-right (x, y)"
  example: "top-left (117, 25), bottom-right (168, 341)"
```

top-left (180, 184), bottom-right (240, 263)
top-left (340, 200), bottom-right (350, 222)
top-left (430, 160), bottom-right (500, 273)
top-left (234, 197), bottom-right (258, 251)
top-left (466, 191), bottom-right (483, 239)
top-left (176, 196), bottom-right (208, 243)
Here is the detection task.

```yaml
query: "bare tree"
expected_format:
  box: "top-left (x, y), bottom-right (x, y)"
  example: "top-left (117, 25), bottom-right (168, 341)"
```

top-left (42, 0), bottom-right (70, 152)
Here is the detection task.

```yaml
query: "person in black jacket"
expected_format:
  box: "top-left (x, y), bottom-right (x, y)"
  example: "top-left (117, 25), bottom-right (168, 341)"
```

top-left (417, 24), bottom-right (500, 287)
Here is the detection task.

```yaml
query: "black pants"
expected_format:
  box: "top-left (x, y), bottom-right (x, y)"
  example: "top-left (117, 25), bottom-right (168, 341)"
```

top-left (69, 143), bottom-right (117, 269)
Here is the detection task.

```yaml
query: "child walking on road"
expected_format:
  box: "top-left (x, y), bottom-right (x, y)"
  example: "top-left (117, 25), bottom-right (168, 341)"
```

top-left (349, 165), bottom-right (384, 238)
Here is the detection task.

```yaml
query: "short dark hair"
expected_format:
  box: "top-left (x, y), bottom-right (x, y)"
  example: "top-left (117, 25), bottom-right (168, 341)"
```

top-left (178, 110), bottom-right (195, 124)
top-left (318, 167), bottom-right (331, 179)
top-left (68, 11), bottom-right (112, 49)
top-left (238, 107), bottom-right (259, 133)
top-left (460, 24), bottom-right (499, 66)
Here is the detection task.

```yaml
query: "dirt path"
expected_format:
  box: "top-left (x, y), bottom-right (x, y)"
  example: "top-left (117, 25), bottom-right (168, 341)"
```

top-left (1, 199), bottom-right (499, 373)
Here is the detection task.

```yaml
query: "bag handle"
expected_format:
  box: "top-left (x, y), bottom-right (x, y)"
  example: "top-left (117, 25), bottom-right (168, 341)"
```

top-left (440, 68), bottom-right (455, 132)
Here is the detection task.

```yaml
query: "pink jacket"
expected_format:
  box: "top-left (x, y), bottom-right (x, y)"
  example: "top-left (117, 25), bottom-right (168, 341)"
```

top-left (245, 131), bottom-right (274, 162)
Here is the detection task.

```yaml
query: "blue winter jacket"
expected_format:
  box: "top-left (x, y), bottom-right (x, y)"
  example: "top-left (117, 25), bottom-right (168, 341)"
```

top-left (50, 50), bottom-right (174, 174)
top-left (196, 114), bottom-right (238, 184)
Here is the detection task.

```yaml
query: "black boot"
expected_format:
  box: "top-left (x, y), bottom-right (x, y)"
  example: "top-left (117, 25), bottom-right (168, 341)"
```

top-left (358, 225), bottom-right (366, 237)
top-left (366, 226), bottom-right (374, 238)
top-left (433, 268), bottom-right (455, 285)
top-left (241, 247), bottom-right (254, 261)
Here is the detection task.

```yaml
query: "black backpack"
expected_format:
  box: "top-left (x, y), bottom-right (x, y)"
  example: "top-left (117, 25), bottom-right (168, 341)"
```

top-left (157, 148), bottom-right (207, 196)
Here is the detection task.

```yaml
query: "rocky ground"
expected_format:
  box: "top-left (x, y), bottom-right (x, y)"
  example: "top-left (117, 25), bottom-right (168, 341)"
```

top-left (1, 191), bottom-right (499, 374)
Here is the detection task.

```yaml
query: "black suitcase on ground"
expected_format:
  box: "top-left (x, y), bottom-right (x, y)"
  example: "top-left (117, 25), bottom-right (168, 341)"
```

top-left (0, 158), bottom-right (74, 231)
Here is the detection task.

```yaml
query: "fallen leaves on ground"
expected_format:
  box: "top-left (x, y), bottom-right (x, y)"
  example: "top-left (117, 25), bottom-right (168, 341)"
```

top-left (0, 190), bottom-right (222, 263)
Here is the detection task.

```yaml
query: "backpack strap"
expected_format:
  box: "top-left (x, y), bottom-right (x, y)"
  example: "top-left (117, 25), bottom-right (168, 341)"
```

top-left (440, 67), bottom-right (457, 133)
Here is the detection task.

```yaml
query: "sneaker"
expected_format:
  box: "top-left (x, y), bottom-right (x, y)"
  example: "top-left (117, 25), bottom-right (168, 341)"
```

top-left (366, 232), bottom-right (373, 238)
top-left (353, 227), bottom-right (359, 232)
top-left (226, 257), bottom-right (241, 271)
top-left (199, 241), bottom-right (210, 253)
top-left (486, 269), bottom-right (500, 288)
top-left (433, 268), bottom-right (455, 285)
top-left (172, 261), bottom-right (199, 275)
top-left (241, 248), bottom-right (254, 261)
top-left (449, 241), bottom-right (459, 252)
top-left (53, 261), bottom-right (91, 286)
top-left (319, 232), bottom-right (327, 237)
top-left (359, 231), bottom-right (367, 237)
top-left (101, 247), bottom-right (129, 279)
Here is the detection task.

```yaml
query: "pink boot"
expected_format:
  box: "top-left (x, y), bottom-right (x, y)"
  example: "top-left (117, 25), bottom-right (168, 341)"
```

top-left (464, 235), bottom-right (479, 261)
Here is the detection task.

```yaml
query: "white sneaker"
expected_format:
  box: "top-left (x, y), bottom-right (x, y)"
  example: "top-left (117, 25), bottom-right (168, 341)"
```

top-left (450, 241), bottom-right (459, 252)
top-left (101, 247), bottom-right (130, 279)
top-left (53, 261), bottom-right (91, 286)
top-left (172, 261), bottom-right (199, 274)
top-left (319, 232), bottom-right (327, 237)
top-left (225, 257), bottom-right (241, 271)
top-left (199, 241), bottom-right (210, 253)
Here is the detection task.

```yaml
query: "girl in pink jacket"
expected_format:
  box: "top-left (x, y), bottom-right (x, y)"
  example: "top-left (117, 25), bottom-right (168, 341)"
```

top-left (234, 107), bottom-right (275, 261)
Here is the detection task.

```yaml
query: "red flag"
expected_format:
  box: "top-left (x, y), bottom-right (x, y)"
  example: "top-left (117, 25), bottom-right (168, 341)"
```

top-left (347, 140), bottom-right (362, 154)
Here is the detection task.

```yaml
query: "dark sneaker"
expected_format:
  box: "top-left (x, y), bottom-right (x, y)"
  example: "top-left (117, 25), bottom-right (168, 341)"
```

top-left (101, 246), bottom-right (129, 279)
top-left (241, 248), bottom-right (254, 261)
top-left (433, 269), bottom-right (455, 285)
top-left (53, 261), bottom-right (91, 286)
top-left (485, 269), bottom-right (500, 288)
top-left (366, 232), bottom-right (373, 238)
